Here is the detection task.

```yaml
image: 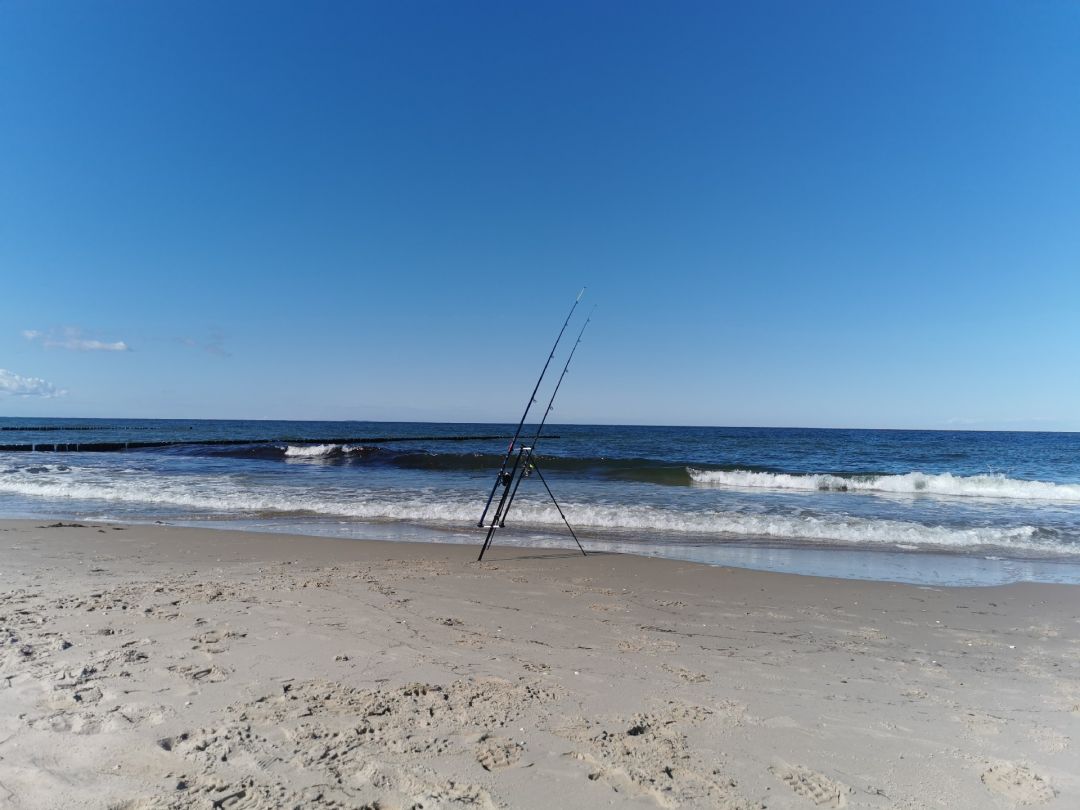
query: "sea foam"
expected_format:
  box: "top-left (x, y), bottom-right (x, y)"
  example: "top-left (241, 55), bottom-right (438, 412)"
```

top-left (687, 469), bottom-right (1080, 502)
top-left (283, 443), bottom-right (342, 457)
top-left (281, 443), bottom-right (370, 458)
top-left (0, 471), bottom-right (1068, 556)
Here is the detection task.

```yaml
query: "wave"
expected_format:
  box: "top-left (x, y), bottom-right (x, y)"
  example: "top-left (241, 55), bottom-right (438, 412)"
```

top-left (688, 469), bottom-right (1080, 502)
top-left (10, 438), bottom-right (1080, 502)
top-left (177, 444), bottom-right (1080, 501)
top-left (0, 473), bottom-right (1070, 555)
top-left (192, 443), bottom-right (696, 483)
top-left (283, 443), bottom-right (359, 458)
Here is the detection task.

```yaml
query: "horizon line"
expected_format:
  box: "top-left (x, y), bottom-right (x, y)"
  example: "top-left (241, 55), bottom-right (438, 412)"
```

top-left (0, 415), bottom-right (1076, 436)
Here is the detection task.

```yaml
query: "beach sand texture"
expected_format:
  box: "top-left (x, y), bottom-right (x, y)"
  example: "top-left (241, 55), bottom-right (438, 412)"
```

top-left (1, 520), bottom-right (1077, 809)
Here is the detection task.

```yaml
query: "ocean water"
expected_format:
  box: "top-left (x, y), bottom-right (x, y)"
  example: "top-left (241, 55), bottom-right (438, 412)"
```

top-left (3, 418), bottom-right (1080, 586)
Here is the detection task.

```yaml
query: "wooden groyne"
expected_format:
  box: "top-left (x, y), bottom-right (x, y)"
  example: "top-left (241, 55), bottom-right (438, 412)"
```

top-left (0, 435), bottom-right (558, 453)
top-left (0, 425), bottom-right (153, 431)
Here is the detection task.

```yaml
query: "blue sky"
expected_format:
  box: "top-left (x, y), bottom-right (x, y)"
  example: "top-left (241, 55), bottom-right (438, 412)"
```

top-left (2, 1), bottom-right (1078, 429)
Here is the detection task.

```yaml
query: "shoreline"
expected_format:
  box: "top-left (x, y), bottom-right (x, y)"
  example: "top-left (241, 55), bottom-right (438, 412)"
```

top-left (2, 519), bottom-right (1078, 807)
top-left (6, 507), bottom-right (1080, 588)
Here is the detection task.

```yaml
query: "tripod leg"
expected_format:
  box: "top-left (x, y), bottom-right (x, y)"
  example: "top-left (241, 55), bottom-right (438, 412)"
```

top-left (532, 464), bottom-right (587, 556)
top-left (477, 519), bottom-right (499, 562)
top-left (477, 473), bottom-right (503, 527)
top-left (478, 448), bottom-right (526, 561)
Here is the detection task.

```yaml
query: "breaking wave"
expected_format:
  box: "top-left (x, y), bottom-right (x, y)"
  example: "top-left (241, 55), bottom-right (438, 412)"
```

top-left (283, 443), bottom-right (361, 458)
top-left (178, 444), bottom-right (1080, 502)
top-left (0, 472), bottom-right (1070, 556)
top-left (196, 444), bottom-right (696, 483)
top-left (688, 469), bottom-right (1080, 502)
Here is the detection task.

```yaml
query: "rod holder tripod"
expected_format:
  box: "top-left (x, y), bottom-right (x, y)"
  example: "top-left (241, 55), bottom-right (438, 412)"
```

top-left (476, 445), bottom-right (586, 561)
top-left (476, 295), bottom-right (594, 561)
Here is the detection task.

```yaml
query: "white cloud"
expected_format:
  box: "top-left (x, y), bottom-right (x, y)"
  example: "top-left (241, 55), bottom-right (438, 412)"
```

top-left (0, 369), bottom-right (65, 398)
top-left (23, 327), bottom-right (130, 352)
top-left (67, 338), bottom-right (129, 351)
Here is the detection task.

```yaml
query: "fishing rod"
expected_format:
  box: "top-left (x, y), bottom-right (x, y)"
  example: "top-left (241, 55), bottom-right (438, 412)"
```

top-left (497, 306), bottom-right (594, 527)
top-left (476, 288), bottom-right (585, 528)
top-left (477, 307), bottom-right (594, 561)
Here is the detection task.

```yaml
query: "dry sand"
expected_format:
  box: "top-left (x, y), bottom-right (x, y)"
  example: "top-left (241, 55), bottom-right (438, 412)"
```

top-left (1, 519), bottom-right (1077, 809)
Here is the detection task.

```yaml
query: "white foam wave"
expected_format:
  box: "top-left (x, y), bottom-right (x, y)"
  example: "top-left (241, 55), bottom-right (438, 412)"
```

top-left (0, 472), bottom-right (1069, 555)
top-left (688, 469), bottom-right (1080, 502)
top-left (283, 444), bottom-right (341, 457)
top-left (283, 443), bottom-right (366, 458)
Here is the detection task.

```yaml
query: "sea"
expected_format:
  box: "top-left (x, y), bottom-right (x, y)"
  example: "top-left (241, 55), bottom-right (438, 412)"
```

top-left (3, 418), bottom-right (1080, 587)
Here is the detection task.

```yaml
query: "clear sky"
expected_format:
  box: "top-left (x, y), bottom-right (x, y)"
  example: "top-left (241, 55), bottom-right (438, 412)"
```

top-left (2, 1), bottom-right (1078, 429)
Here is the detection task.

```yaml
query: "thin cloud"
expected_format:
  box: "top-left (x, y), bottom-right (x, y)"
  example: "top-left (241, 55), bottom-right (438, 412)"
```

top-left (69, 338), bottom-right (130, 351)
top-left (0, 368), bottom-right (65, 398)
top-left (177, 331), bottom-right (230, 357)
top-left (23, 327), bottom-right (130, 352)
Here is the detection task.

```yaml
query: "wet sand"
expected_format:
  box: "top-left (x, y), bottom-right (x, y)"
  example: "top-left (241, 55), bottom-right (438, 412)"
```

top-left (1, 519), bottom-right (1077, 808)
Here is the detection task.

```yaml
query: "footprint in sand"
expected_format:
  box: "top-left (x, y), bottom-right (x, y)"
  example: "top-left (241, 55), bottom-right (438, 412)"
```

top-left (122, 647), bottom-right (150, 665)
top-left (558, 711), bottom-right (752, 808)
top-left (30, 711), bottom-right (103, 735)
top-left (769, 764), bottom-right (851, 807)
top-left (662, 663), bottom-right (708, 683)
top-left (617, 635), bottom-right (678, 655)
top-left (1027, 726), bottom-right (1070, 753)
top-left (190, 628), bottom-right (245, 653)
top-left (72, 684), bottom-right (104, 705)
top-left (112, 774), bottom-right (312, 810)
top-left (515, 658), bottom-right (550, 673)
top-left (476, 735), bottom-right (524, 771)
top-left (981, 763), bottom-right (1055, 805)
top-left (959, 709), bottom-right (1006, 737)
top-left (170, 663), bottom-right (231, 683)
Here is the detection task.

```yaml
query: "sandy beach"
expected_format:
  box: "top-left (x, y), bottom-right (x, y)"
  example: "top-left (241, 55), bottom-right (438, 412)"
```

top-left (0, 520), bottom-right (1077, 809)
